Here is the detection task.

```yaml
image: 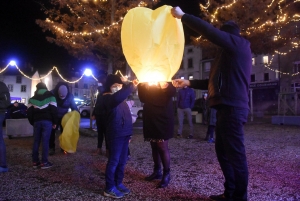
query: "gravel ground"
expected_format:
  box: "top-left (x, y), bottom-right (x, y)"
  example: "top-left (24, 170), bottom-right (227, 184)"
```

top-left (0, 120), bottom-right (299, 201)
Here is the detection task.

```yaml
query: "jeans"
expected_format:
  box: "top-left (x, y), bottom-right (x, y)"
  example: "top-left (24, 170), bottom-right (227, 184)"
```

top-left (32, 120), bottom-right (52, 164)
top-left (177, 108), bottom-right (193, 136)
top-left (105, 135), bottom-right (130, 190)
top-left (0, 114), bottom-right (7, 167)
top-left (215, 106), bottom-right (249, 201)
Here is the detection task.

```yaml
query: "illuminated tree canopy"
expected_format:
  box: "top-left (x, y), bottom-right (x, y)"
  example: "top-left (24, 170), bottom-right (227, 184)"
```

top-left (36, 0), bottom-right (300, 71)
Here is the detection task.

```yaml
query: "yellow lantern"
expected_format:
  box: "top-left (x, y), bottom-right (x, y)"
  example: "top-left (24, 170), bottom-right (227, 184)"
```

top-left (121, 5), bottom-right (185, 83)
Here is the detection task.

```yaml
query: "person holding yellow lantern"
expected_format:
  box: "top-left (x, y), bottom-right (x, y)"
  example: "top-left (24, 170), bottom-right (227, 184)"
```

top-left (138, 82), bottom-right (176, 188)
top-left (171, 6), bottom-right (251, 201)
top-left (102, 74), bottom-right (139, 199)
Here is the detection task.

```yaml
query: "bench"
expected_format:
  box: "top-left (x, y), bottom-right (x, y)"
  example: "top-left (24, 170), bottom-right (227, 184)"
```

top-left (5, 119), bottom-right (33, 139)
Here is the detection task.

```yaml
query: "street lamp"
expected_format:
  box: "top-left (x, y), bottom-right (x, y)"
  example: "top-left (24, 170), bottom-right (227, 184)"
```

top-left (9, 60), bottom-right (16, 66)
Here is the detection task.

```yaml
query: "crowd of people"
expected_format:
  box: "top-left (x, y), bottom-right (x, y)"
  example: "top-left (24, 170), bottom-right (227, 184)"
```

top-left (0, 6), bottom-right (252, 201)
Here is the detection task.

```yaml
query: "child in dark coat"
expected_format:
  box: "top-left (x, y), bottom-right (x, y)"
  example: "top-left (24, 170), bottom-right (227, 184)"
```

top-left (102, 74), bottom-right (138, 199)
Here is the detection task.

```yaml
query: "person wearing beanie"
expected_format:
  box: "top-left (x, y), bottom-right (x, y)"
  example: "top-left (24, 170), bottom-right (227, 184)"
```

top-left (27, 82), bottom-right (58, 169)
top-left (102, 74), bottom-right (139, 199)
top-left (49, 82), bottom-right (79, 155)
top-left (171, 7), bottom-right (251, 201)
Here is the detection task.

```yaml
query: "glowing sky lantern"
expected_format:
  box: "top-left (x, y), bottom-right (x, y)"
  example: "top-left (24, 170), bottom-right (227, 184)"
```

top-left (121, 5), bottom-right (185, 83)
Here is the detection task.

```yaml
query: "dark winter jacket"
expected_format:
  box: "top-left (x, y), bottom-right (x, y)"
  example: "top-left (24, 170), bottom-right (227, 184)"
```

top-left (138, 83), bottom-right (176, 140)
top-left (102, 83), bottom-right (136, 141)
top-left (182, 14), bottom-right (252, 110)
top-left (177, 87), bottom-right (195, 109)
top-left (0, 81), bottom-right (11, 114)
top-left (52, 82), bottom-right (78, 118)
top-left (27, 89), bottom-right (58, 125)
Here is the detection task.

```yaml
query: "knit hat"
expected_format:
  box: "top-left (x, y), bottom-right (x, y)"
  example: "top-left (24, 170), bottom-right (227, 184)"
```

top-left (58, 85), bottom-right (68, 99)
top-left (36, 82), bottom-right (47, 90)
top-left (220, 21), bottom-right (240, 36)
top-left (104, 74), bottom-right (123, 93)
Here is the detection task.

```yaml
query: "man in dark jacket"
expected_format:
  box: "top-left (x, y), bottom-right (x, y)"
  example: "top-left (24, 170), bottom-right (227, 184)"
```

top-left (10, 101), bottom-right (27, 119)
top-left (49, 82), bottom-right (79, 155)
top-left (27, 82), bottom-right (58, 169)
top-left (171, 7), bottom-right (251, 201)
top-left (0, 81), bottom-right (11, 172)
top-left (176, 86), bottom-right (195, 139)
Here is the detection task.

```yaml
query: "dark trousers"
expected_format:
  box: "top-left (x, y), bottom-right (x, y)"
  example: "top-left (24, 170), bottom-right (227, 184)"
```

top-left (105, 135), bottom-right (130, 190)
top-left (49, 118), bottom-right (62, 149)
top-left (215, 106), bottom-right (249, 201)
top-left (95, 115), bottom-right (106, 149)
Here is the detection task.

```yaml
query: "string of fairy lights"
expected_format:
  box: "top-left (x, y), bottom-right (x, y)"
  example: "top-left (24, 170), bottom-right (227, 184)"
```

top-left (39, 0), bottom-right (300, 76)
top-left (0, 62), bottom-right (128, 84)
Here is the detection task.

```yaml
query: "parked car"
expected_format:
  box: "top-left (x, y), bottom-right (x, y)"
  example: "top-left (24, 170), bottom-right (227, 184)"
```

top-left (78, 100), bottom-right (143, 119)
top-left (78, 103), bottom-right (92, 118)
top-left (131, 105), bottom-right (143, 119)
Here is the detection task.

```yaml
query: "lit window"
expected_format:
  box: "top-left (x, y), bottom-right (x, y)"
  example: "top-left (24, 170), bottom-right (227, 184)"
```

top-left (263, 56), bottom-right (268, 64)
top-left (189, 75), bottom-right (193, 80)
top-left (252, 58), bottom-right (255, 66)
top-left (180, 76), bottom-right (184, 79)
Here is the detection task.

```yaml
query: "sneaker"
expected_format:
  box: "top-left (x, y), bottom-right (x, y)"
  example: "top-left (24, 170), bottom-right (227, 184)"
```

top-left (33, 162), bottom-right (41, 169)
top-left (176, 134), bottom-right (182, 138)
top-left (104, 186), bottom-right (124, 199)
top-left (49, 148), bottom-right (55, 156)
top-left (40, 162), bottom-right (53, 169)
top-left (208, 138), bottom-right (215, 143)
top-left (187, 135), bottom-right (193, 139)
top-left (0, 166), bottom-right (8, 173)
top-left (116, 183), bottom-right (130, 195)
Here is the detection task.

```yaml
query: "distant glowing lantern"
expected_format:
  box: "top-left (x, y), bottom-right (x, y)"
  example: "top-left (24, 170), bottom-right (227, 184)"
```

top-left (121, 5), bottom-right (185, 83)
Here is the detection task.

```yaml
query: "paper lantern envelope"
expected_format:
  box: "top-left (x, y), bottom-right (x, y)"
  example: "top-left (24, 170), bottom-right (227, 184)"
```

top-left (121, 5), bottom-right (185, 83)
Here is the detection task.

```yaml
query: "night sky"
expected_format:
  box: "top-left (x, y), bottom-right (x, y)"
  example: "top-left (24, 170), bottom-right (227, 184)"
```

top-left (0, 0), bottom-right (201, 71)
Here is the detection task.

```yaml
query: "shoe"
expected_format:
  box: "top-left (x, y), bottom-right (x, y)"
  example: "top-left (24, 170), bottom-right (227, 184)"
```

top-left (49, 148), bottom-right (55, 156)
top-left (33, 162), bottom-right (41, 169)
top-left (208, 138), bottom-right (215, 143)
top-left (187, 135), bottom-right (193, 139)
top-left (145, 170), bottom-right (162, 181)
top-left (0, 166), bottom-right (8, 173)
top-left (116, 183), bottom-right (130, 195)
top-left (209, 193), bottom-right (227, 201)
top-left (176, 134), bottom-right (182, 138)
top-left (157, 169), bottom-right (170, 188)
top-left (104, 186), bottom-right (124, 199)
top-left (40, 162), bottom-right (53, 169)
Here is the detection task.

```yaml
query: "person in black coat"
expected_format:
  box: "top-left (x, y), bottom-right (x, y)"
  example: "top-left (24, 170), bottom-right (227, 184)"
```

top-left (171, 7), bottom-right (251, 201)
top-left (137, 82), bottom-right (176, 188)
